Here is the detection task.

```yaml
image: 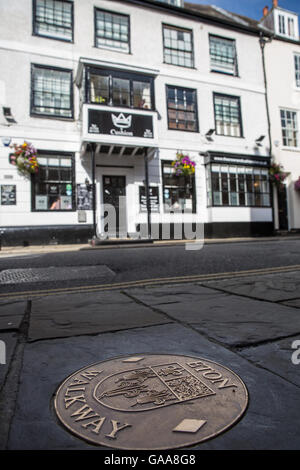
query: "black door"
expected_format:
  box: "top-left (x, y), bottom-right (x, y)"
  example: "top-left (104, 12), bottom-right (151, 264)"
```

top-left (277, 185), bottom-right (288, 231)
top-left (102, 176), bottom-right (127, 236)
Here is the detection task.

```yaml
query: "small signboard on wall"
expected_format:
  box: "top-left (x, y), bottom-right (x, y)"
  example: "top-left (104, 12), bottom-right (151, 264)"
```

top-left (77, 184), bottom-right (93, 210)
top-left (139, 186), bottom-right (159, 213)
top-left (35, 195), bottom-right (48, 210)
top-left (1, 185), bottom-right (16, 205)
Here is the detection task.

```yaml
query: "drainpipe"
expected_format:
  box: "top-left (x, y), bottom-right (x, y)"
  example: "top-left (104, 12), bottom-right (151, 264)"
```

top-left (89, 142), bottom-right (97, 238)
top-left (144, 147), bottom-right (151, 239)
top-left (259, 32), bottom-right (273, 157)
top-left (259, 32), bottom-right (275, 234)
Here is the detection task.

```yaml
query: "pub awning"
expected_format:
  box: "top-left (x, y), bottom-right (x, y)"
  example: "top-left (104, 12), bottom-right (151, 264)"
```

top-left (80, 142), bottom-right (157, 160)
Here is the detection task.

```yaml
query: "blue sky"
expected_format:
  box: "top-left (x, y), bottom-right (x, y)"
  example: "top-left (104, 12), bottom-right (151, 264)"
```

top-left (187, 0), bottom-right (300, 20)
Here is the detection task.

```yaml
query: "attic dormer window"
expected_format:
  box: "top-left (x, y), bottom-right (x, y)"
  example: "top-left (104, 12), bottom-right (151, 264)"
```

top-left (277, 13), bottom-right (297, 39)
top-left (278, 14), bottom-right (286, 34)
top-left (288, 17), bottom-right (295, 37)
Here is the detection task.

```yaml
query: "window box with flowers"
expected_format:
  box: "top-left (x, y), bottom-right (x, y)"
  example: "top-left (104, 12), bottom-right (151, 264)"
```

top-left (10, 142), bottom-right (39, 178)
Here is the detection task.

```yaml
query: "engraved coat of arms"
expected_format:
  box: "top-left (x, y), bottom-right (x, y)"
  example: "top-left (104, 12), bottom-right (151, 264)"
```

top-left (93, 363), bottom-right (215, 412)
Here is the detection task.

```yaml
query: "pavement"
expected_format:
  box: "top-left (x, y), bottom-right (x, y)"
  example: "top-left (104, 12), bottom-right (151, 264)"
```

top-left (0, 264), bottom-right (300, 452)
top-left (1, 233), bottom-right (300, 257)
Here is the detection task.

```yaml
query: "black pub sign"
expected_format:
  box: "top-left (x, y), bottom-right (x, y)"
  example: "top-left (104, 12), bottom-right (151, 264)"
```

top-left (88, 109), bottom-right (154, 139)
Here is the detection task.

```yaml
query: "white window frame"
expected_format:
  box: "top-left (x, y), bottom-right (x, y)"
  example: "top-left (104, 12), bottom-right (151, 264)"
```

top-left (294, 54), bottom-right (300, 87)
top-left (209, 35), bottom-right (238, 76)
top-left (280, 108), bottom-right (298, 147)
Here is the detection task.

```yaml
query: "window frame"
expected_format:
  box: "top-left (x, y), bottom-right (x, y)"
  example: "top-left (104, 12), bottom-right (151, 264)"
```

top-left (162, 23), bottom-right (195, 69)
top-left (294, 54), bottom-right (300, 87)
top-left (213, 92), bottom-right (243, 138)
top-left (32, 0), bottom-right (74, 43)
top-left (207, 164), bottom-right (271, 208)
top-left (278, 14), bottom-right (286, 35)
top-left (30, 63), bottom-right (74, 120)
top-left (209, 34), bottom-right (238, 77)
top-left (280, 108), bottom-right (298, 147)
top-left (165, 84), bottom-right (199, 132)
top-left (31, 150), bottom-right (76, 212)
top-left (94, 7), bottom-right (130, 54)
top-left (85, 67), bottom-right (155, 111)
top-left (161, 160), bottom-right (196, 213)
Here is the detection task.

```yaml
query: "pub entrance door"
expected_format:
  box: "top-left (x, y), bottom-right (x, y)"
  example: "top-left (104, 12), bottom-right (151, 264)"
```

top-left (102, 175), bottom-right (127, 236)
top-left (277, 185), bottom-right (289, 231)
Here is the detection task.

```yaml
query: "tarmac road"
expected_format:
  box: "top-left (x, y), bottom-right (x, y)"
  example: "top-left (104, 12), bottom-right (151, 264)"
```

top-left (1, 237), bottom-right (300, 295)
top-left (0, 238), bottom-right (300, 453)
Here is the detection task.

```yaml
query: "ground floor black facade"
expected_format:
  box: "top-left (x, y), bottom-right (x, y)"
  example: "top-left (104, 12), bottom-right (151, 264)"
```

top-left (0, 222), bottom-right (276, 247)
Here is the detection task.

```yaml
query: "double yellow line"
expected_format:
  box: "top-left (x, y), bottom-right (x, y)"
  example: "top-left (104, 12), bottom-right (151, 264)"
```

top-left (1, 264), bottom-right (300, 301)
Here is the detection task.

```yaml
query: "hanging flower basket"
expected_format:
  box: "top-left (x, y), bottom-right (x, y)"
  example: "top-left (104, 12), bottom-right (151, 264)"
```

top-left (10, 141), bottom-right (39, 177)
top-left (171, 152), bottom-right (196, 177)
top-left (294, 177), bottom-right (300, 192)
top-left (269, 162), bottom-right (287, 188)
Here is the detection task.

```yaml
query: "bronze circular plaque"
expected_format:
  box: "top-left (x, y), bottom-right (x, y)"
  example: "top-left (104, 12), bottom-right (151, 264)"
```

top-left (53, 354), bottom-right (248, 450)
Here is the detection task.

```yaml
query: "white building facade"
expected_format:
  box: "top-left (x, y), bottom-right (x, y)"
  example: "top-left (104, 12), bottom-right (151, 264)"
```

top-left (259, 0), bottom-right (300, 232)
top-left (0, 0), bottom-right (273, 245)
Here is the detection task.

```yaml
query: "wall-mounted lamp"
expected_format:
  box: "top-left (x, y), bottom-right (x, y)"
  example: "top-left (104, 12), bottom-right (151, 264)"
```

top-left (255, 135), bottom-right (265, 147)
top-left (2, 107), bottom-right (16, 125)
top-left (1, 137), bottom-right (11, 147)
top-left (205, 129), bottom-right (215, 142)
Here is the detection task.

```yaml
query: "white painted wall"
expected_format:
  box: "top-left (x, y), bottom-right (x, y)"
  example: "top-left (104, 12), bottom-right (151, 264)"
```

top-left (0, 0), bottom-right (272, 233)
top-left (264, 38), bottom-right (300, 229)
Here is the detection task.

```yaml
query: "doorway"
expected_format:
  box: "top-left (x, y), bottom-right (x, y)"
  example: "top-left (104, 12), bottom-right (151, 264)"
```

top-left (277, 185), bottom-right (288, 231)
top-left (102, 175), bottom-right (127, 236)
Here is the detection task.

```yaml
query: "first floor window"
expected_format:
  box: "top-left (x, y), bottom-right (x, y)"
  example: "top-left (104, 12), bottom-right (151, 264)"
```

top-left (207, 165), bottom-right (270, 207)
top-left (31, 65), bottom-right (73, 118)
top-left (33, 0), bottom-right (73, 41)
top-left (163, 25), bottom-right (194, 68)
top-left (280, 109), bottom-right (298, 147)
top-left (32, 153), bottom-right (75, 211)
top-left (167, 85), bottom-right (198, 131)
top-left (95, 8), bottom-right (129, 53)
top-left (214, 93), bottom-right (242, 137)
top-left (162, 161), bottom-right (195, 212)
top-left (87, 68), bottom-right (154, 110)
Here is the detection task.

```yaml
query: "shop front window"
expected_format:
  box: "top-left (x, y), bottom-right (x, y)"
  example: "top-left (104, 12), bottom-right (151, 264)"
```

top-left (207, 165), bottom-right (270, 207)
top-left (32, 153), bottom-right (75, 211)
top-left (162, 162), bottom-right (195, 212)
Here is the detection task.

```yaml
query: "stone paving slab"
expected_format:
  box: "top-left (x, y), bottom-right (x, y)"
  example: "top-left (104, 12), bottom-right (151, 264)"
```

top-left (0, 301), bottom-right (26, 330)
top-left (28, 291), bottom-right (172, 341)
top-left (125, 284), bottom-right (300, 347)
top-left (281, 298), bottom-right (300, 309)
top-left (201, 271), bottom-right (300, 302)
top-left (239, 335), bottom-right (300, 388)
top-left (7, 323), bottom-right (300, 450)
top-left (0, 332), bottom-right (18, 389)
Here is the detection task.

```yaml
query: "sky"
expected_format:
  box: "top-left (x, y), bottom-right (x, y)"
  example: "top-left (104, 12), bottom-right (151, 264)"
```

top-left (187, 0), bottom-right (300, 20)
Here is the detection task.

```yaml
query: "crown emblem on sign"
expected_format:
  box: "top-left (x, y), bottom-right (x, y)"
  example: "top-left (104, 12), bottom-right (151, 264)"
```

top-left (112, 113), bottom-right (132, 129)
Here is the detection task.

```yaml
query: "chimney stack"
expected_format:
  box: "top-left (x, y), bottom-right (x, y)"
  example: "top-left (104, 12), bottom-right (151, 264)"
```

top-left (273, 0), bottom-right (278, 7)
top-left (263, 5), bottom-right (269, 17)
